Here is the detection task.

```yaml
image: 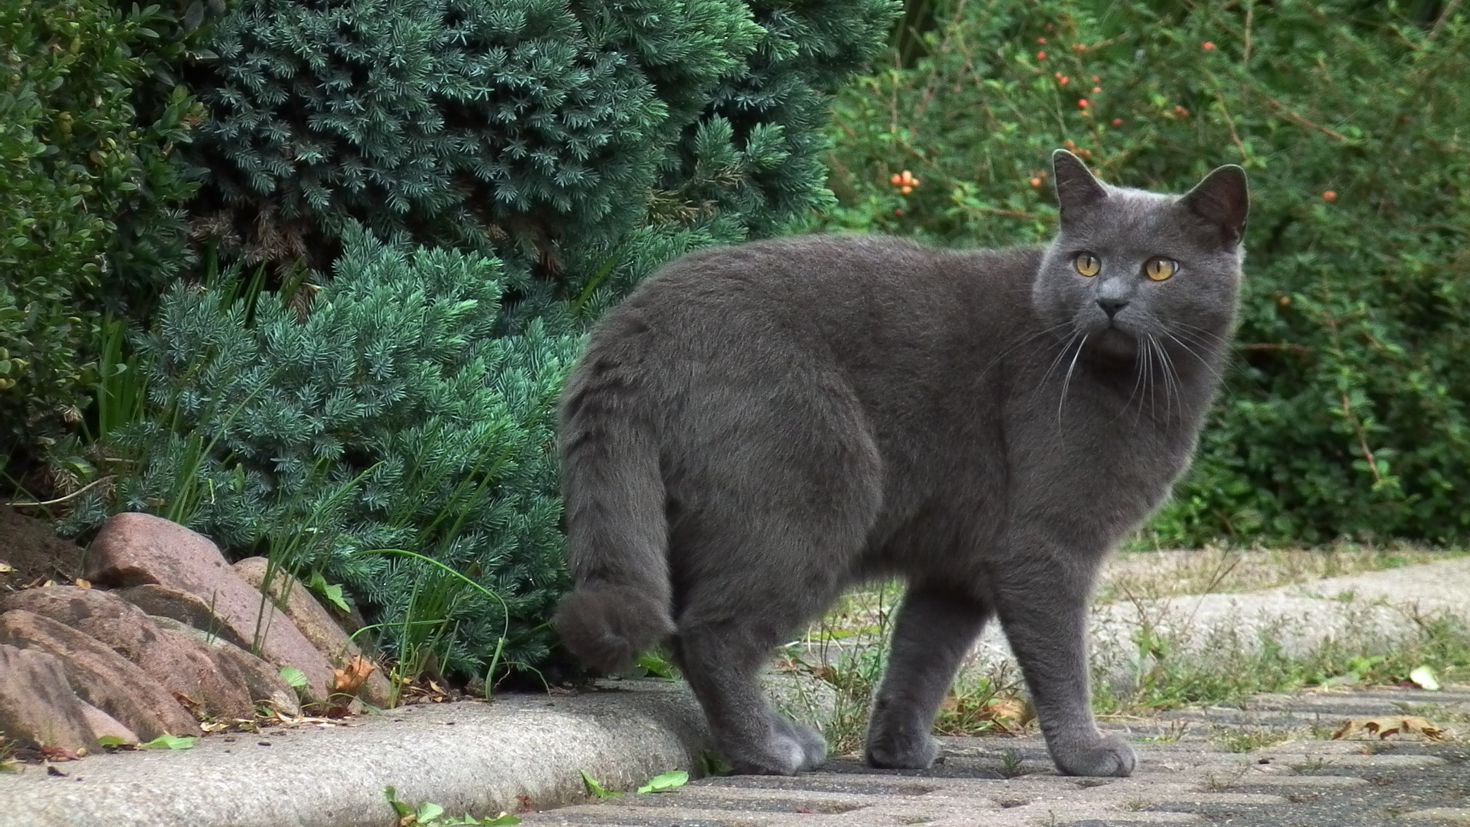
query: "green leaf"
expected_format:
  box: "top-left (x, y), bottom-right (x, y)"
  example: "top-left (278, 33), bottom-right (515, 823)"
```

top-left (279, 666), bottom-right (309, 689)
top-left (637, 770), bottom-right (689, 794)
top-left (95, 735), bottom-right (131, 748)
top-left (635, 651), bottom-right (675, 679)
top-left (309, 572), bottom-right (350, 613)
top-left (416, 802), bottom-right (445, 822)
top-left (384, 786), bottom-right (412, 817)
top-left (139, 734), bottom-right (197, 750)
top-left (580, 770), bottom-right (620, 799)
top-left (183, 1), bottom-right (205, 33)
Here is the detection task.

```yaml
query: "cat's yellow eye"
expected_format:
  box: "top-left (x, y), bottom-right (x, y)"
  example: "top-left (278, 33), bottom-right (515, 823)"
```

top-left (1144, 257), bottom-right (1179, 282)
top-left (1073, 252), bottom-right (1100, 277)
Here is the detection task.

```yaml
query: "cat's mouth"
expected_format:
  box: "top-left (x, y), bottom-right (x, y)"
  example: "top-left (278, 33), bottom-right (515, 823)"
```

top-left (1088, 324), bottom-right (1140, 357)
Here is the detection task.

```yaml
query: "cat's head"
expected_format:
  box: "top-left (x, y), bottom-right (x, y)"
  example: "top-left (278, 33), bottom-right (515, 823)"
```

top-left (1032, 150), bottom-right (1248, 361)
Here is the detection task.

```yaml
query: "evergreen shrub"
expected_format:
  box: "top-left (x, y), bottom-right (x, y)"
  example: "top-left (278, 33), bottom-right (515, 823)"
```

top-left (822, 0), bottom-right (1470, 546)
top-left (0, 0), bottom-right (204, 454)
top-left (45, 0), bottom-right (898, 681)
top-left (188, 0), bottom-right (900, 312)
top-left (60, 226), bottom-right (581, 680)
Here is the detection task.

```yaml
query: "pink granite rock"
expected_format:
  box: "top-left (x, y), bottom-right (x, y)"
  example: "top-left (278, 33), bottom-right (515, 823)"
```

top-left (85, 513), bottom-right (338, 701)
top-left (0, 644), bottom-right (96, 752)
top-left (233, 557), bottom-right (393, 706)
top-left (78, 701), bottom-right (139, 746)
top-left (114, 584), bottom-right (251, 649)
top-left (0, 610), bottom-right (199, 739)
top-left (3, 586), bottom-right (255, 720)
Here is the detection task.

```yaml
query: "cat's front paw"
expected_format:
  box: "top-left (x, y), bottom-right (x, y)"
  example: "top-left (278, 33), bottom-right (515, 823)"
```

top-left (776, 718), bottom-right (828, 771)
top-left (1051, 734), bottom-right (1136, 777)
top-left (865, 731), bottom-right (941, 770)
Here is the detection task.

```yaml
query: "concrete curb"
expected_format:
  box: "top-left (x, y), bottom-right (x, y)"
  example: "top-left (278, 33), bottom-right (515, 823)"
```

top-left (0, 682), bottom-right (709, 827)
top-left (2, 555), bottom-right (1467, 826)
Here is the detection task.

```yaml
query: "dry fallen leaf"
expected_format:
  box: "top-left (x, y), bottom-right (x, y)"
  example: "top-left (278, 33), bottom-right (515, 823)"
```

top-left (938, 694), bottom-right (1034, 735)
top-left (330, 655), bottom-right (377, 696)
top-left (74, 578), bottom-right (92, 590)
top-left (1331, 716), bottom-right (1448, 742)
top-left (38, 745), bottom-right (82, 762)
top-left (0, 561), bottom-right (14, 575)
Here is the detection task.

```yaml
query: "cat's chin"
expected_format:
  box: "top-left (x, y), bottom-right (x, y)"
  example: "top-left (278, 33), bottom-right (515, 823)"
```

top-left (1087, 327), bottom-right (1139, 360)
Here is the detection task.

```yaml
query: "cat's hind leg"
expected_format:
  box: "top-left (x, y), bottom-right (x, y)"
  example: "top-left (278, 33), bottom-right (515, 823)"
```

top-left (865, 585), bottom-right (991, 769)
top-left (674, 608), bottom-right (832, 775)
top-left (670, 506), bottom-right (870, 775)
top-left (667, 366), bottom-right (881, 774)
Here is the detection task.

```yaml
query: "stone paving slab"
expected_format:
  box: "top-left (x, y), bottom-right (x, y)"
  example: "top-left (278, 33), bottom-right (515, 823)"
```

top-left (521, 685), bottom-right (1470, 827)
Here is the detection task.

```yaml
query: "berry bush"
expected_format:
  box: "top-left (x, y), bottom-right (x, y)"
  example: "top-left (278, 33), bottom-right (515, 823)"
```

top-left (821, 0), bottom-right (1470, 546)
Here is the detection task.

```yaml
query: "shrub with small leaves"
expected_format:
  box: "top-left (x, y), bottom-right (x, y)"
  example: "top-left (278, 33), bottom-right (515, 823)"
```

top-left (823, 0), bottom-right (1470, 545)
top-left (0, 0), bottom-right (204, 454)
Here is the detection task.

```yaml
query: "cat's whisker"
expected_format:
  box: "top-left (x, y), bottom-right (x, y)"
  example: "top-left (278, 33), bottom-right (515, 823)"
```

top-left (1037, 330), bottom-right (1081, 395)
top-left (1154, 334), bottom-right (1185, 424)
top-left (1057, 334), bottom-right (1088, 428)
top-left (980, 321), bottom-right (1073, 381)
top-left (1174, 321), bottom-right (1232, 348)
top-left (1163, 330), bottom-right (1227, 385)
top-left (1146, 335), bottom-right (1165, 421)
top-left (1119, 337), bottom-right (1146, 424)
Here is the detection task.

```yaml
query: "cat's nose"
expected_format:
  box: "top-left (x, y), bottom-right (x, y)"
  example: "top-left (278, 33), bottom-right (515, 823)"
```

top-left (1097, 297), bottom-right (1129, 318)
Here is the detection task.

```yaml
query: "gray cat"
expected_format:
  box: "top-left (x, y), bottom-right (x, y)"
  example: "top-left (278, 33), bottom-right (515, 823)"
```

top-left (554, 150), bottom-right (1248, 777)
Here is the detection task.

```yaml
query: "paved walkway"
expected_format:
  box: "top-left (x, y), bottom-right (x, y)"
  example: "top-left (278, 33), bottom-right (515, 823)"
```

top-left (526, 685), bottom-right (1470, 826)
top-left (2, 554), bottom-right (1467, 826)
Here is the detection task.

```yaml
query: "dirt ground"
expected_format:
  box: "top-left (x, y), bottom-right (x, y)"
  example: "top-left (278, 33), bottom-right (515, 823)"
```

top-left (0, 508), bottom-right (87, 591)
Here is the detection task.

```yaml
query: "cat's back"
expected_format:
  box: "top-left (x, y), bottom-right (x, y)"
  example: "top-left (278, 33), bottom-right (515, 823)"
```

top-left (594, 233), bottom-right (1033, 360)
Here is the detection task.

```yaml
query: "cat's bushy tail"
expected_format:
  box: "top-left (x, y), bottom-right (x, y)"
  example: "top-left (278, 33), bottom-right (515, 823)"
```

top-left (553, 363), bottom-right (676, 674)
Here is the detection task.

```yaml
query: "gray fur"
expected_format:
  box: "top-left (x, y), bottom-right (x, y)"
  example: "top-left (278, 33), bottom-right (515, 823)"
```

top-left (554, 150), bottom-right (1248, 777)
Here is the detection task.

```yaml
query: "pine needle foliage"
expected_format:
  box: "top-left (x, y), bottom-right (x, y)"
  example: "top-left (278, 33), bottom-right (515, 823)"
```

top-left (61, 226), bottom-right (581, 679)
top-left (187, 0), bottom-right (899, 304)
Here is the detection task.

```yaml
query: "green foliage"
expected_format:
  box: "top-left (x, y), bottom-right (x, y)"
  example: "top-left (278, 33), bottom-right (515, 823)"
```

top-left (822, 0), bottom-right (1470, 546)
top-left (59, 227), bottom-right (582, 680)
top-left (38, 0), bottom-right (897, 682)
top-left (0, 0), bottom-right (204, 451)
top-left (188, 0), bottom-right (899, 308)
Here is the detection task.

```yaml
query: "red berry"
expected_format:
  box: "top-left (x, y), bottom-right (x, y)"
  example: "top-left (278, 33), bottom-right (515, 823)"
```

top-left (1322, 190), bottom-right (1338, 203)
top-left (1202, 41), bottom-right (1216, 51)
top-left (1037, 50), bottom-right (1047, 60)
top-left (1077, 98), bottom-right (1089, 109)
top-left (1029, 177), bottom-right (1043, 188)
top-left (1111, 118), bottom-right (1123, 127)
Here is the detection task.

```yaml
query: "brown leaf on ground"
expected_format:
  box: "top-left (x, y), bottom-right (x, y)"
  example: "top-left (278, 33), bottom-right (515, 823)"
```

top-left (1331, 716), bottom-right (1449, 742)
top-left (330, 655), bottom-right (377, 696)
top-left (38, 745), bottom-right (82, 762)
top-left (73, 578), bottom-right (91, 590)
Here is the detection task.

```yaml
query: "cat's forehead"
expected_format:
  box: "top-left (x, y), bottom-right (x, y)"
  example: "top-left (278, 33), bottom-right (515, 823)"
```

top-left (1063, 186), bottom-right (1195, 252)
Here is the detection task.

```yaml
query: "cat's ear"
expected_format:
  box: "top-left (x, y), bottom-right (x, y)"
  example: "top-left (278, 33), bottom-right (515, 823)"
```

top-left (1052, 149), bottom-right (1108, 219)
top-left (1181, 164), bottom-right (1249, 246)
